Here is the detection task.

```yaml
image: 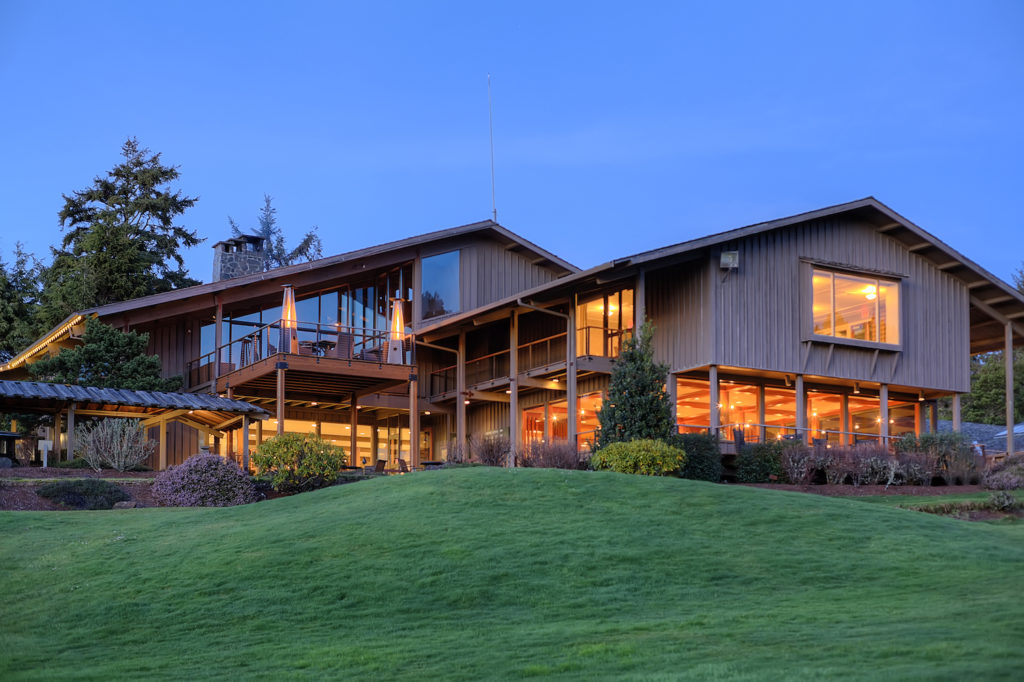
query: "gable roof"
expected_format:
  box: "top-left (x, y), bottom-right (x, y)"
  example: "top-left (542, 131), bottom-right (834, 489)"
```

top-left (419, 197), bottom-right (1024, 354)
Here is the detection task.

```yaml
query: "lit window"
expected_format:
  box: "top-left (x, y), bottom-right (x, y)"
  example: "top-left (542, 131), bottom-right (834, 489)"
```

top-left (812, 269), bottom-right (899, 344)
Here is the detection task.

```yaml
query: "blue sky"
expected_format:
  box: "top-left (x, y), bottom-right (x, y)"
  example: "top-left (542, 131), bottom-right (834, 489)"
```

top-left (1, 1), bottom-right (1021, 284)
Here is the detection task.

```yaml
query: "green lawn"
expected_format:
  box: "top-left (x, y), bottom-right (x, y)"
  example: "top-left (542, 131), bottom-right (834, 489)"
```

top-left (1, 468), bottom-right (1022, 680)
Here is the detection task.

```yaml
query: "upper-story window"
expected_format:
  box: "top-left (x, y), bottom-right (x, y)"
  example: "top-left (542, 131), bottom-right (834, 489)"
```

top-left (421, 251), bottom-right (461, 320)
top-left (812, 268), bottom-right (899, 345)
top-left (576, 288), bottom-right (634, 357)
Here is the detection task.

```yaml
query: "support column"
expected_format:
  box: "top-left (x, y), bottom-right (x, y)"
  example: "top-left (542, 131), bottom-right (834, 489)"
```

top-left (371, 422), bottom-right (379, 466)
top-left (841, 393), bottom-right (850, 446)
top-left (158, 420), bottom-right (167, 471)
top-left (795, 374), bottom-right (806, 440)
top-left (456, 331), bottom-right (467, 455)
top-left (567, 299), bottom-right (578, 449)
top-left (66, 404), bottom-right (76, 462)
top-left (350, 395), bottom-right (359, 467)
top-left (952, 393), bottom-right (962, 432)
top-left (1006, 322), bottom-right (1015, 456)
top-left (929, 401), bottom-right (938, 434)
top-left (409, 376), bottom-right (420, 467)
top-left (276, 363), bottom-right (286, 435)
top-left (508, 311), bottom-right (519, 467)
top-left (53, 410), bottom-right (62, 461)
top-left (879, 384), bottom-right (889, 446)
top-left (635, 270), bottom-right (646, 326)
top-left (314, 419), bottom-right (321, 438)
top-left (213, 296), bottom-right (223, 383)
top-left (668, 373), bottom-right (679, 435)
top-left (758, 384), bottom-right (766, 443)
top-left (256, 419), bottom-right (263, 449)
top-left (242, 415), bottom-right (250, 472)
top-left (914, 403), bottom-right (922, 436)
top-left (709, 365), bottom-right (720, 435)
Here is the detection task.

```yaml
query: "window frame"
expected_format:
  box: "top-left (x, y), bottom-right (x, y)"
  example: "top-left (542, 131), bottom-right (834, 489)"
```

top-left (802, 260), bottom-right (903, 351)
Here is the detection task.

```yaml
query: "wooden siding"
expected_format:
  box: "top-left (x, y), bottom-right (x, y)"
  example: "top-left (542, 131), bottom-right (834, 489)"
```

top-left (461, 238), bottom-right (565, 312)
top-left (647, 261), bottom-right (709, 372)
top-left (648, 216), bottom-right (970, 392)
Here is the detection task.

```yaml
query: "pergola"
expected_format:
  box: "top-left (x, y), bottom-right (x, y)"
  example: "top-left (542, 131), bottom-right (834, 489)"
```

top-left (0, 380), bottom-right (270, 469)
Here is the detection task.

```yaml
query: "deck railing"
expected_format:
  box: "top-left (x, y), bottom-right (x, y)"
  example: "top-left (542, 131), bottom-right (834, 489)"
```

top-left (678, 421), bottom-right (907, 448)
top-left (186, 319), bottom-right (402, 389)
top-left (427, 326), bottom-right (632, 397)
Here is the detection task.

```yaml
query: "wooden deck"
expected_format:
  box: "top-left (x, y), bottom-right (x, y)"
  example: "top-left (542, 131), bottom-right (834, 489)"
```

top-left (215, 352), bottom-right (411, 401)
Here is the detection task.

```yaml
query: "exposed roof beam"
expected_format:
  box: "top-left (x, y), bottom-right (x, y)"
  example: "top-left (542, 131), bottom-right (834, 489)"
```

top-left (907, 242), bottom-right (932, 252)
top-left (876, 222), bottom-right (901, 233)
top-left (967, 280), bottom-right (991, 289)
top-left (970, 295), bottom-right (1024, 337)
top-left (983, 295), bottom-right (1014, 306)
top-left (937, 261), bottom-right (962, 271)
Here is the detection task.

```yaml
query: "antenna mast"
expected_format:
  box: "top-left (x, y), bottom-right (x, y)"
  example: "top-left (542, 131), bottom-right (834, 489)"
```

top-left (488, 73), bottom-right (497, 223)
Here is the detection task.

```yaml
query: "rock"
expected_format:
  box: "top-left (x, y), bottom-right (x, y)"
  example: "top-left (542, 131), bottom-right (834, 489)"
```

top-left (0, 457), bottom-right (12, 469)
top-left (113, 501), bottom-right (137, 509)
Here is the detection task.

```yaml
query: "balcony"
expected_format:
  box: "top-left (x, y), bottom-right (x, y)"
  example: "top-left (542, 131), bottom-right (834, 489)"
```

top-left (186, 319), bottom-right (413, 400)
top-left (428, 326), bottom-right (633, 399)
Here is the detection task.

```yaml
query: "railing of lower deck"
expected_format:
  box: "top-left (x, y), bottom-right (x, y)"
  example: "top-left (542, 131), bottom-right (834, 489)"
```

top-left (678, 421), bottom-right (908, 448)
top-left (185, 319), bottom-right (401, 389)
top-left (427, 326), bottom-right (635, 397)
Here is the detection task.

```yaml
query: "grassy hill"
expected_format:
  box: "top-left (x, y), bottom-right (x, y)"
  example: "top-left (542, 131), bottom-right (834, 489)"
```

top-left (1, 467), bottom-right (1022, 680)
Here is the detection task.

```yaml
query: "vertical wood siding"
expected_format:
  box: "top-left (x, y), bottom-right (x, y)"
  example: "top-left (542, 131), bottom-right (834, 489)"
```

top-left (648, 217), bottom-right (969, 392)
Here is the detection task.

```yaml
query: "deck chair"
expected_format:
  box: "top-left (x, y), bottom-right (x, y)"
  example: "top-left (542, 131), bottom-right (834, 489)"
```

top-left (334, 332), bottom-right (354, 360)
top-left (365, 459), bottom-right (387, 475)
top-left (384, 459), bottom-right (411, 475)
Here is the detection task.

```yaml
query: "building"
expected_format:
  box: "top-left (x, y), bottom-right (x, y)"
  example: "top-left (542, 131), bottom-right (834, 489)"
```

top-left (2, 197), bottom-right (1022, 469)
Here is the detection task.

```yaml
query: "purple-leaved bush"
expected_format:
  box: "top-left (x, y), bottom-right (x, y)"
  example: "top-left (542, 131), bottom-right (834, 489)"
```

top-left (153, 454), bottom-right (258, 507)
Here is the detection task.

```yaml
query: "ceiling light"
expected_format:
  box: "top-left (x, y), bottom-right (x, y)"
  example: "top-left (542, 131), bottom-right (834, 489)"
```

top-left (464, 399), bottom-right (470, 405)
top-left (311, 402), bottom-right (318, 406)
top-left (853, 382), bottom-right (860, 395)
top-left (918, 391), bottom-right (925, 402)
top-left (425, 411), bottom-right (431, 416)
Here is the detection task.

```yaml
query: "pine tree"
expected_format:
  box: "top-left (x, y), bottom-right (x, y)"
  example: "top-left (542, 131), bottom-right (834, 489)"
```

top-left (596, 321), bottom-right (675, 449)
top-left (0, 244), bottom-right (44, 361)
top-left (228, 194), bottom-right (322, 271)
top-left (29, 317), bottom-right (181, 391)
top-left (39, 138), bottom-right (200, 327)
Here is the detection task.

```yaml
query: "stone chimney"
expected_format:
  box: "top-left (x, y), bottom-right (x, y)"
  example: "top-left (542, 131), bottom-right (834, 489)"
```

top-left (212, 235), bottom-right (267, 282)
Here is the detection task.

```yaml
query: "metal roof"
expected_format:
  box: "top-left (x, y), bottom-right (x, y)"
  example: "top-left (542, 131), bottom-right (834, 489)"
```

top-left (0, 380), bottom-right (269, 428)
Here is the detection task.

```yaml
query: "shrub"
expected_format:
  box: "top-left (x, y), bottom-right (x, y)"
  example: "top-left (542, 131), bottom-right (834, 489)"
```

top-left (54, 458), bottom-right (94, 469)
top-left (74, 418), bottom-right (156, 472)
top-left (521, 441), bottom-right (583, 469)
top-left (153, 454), bottom-right (258, 506)
top-left (674, 433), bottom-right (722, 482)
top-left (982, 455), bottom-right (1024, 490)
top-left (469, 435), bottom-right (510, 467)
top-left (589, 439), bottom-right (686, 476)
top-left (736, 442), bottom-right (784, 483)
top-left (778, 443), bottom-right (815, 485)
top-left (252, 433), bottom-right (347, 492)
top-left (988, 490), bottom-right (1021, 513)
top-left (37, 479), bottom-right (130, 510)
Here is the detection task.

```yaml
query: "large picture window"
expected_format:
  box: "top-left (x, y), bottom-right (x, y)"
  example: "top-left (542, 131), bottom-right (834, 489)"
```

top-left (421, 251), bottom-right (461, 320)
top-left (812, 268), bottom-right (899, 345)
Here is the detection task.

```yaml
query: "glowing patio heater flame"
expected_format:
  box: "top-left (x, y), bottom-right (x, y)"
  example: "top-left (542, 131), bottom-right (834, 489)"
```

top-left (386, 297), bottom-right (406, 364)
top-left (281, 284), bottom-right (299, 354)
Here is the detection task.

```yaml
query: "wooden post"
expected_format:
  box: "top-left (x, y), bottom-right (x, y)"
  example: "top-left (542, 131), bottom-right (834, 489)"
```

top-left (370, 421), bottom-right (379, 466)
top-left (668, 373), bottom-right (679, 435)
top-left (795, 374), bottom-right (806, 440)
top-left (952, 393), bottom-right (962, 433)
top-left (314, 420), bottom-right (322, 438)
top-left (1006, 322), bottom-right (1015, 456)
top-left (567, 298), bottom-right (578, 450)
top-left (276, 363), bottom-right (286, 435)
top-left (242, 415), bottom-right (250, 472)
top-left (841, 393), bottom-right (850, 446)
top-left (66, 404), bottom-right (76, 461)
top-left (213, 296), bottom-right (223, 383)
top-left (929, 401), bottom-right (938, 434)
top-left (53, 410), bottom-right (62, 461)
top-left (350, 396), bottom-right (359, 467)
top-left (158, 420), bottom-right (167, 471)
top-left (456, 331), bottom-right (466, 453)
top-left (409, 377), bottom-right (420, 467)
top-left (508, 311), bottom-right (518, 467)
top-left (914, 403), bottom-right (922, 436)
top-left (879, 384), bottom-right (889, 446)
top-left (635, 270), bottom-right (646, 326)
top-left (709, 365), bottom-right (720, 435)
top-left (256, 419), bottom-right (263, 447)
top-left (758, 384), bottom-right (766, 443)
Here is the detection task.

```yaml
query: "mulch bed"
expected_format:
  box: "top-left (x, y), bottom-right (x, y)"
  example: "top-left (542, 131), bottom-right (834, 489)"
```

top-left (0, 467), bottom-right (159, 511)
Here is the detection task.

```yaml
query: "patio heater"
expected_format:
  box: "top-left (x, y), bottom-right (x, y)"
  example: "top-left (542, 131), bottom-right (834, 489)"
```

top-left (281, 284), bottom-right (299, 354)
top-left (387, 296), bottom-right (406, 364)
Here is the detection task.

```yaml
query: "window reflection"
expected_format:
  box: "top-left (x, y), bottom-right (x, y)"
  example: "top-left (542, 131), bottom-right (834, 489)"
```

top-left (422, 251), bottom-right (461, 319)
top-left (812, 268), bottom-right (899, 344)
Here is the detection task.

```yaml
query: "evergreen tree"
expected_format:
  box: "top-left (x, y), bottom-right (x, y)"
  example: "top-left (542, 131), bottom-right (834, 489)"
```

top-left (960, 350), bottom-right (1024, 425)
top-left (597, 321), bottom-right (675, 449)
top-left (0, 244), bottom-right (45, 361)
top-left (39, 138), bottom-right (200, 327)
top-left (228, 194), bottom-right (322, 271)
top-left (29, 317), bottom-right (181, 391)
